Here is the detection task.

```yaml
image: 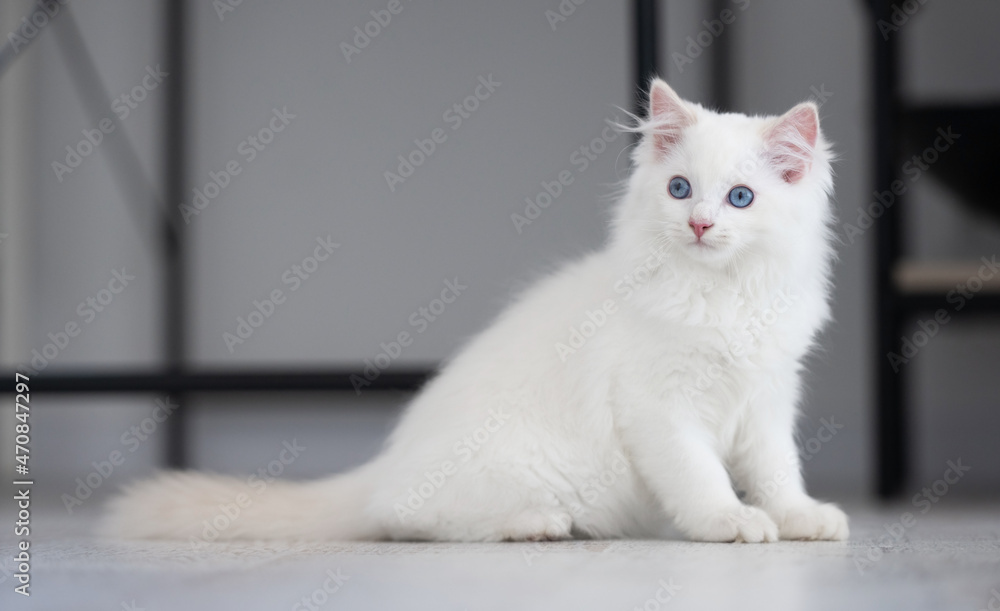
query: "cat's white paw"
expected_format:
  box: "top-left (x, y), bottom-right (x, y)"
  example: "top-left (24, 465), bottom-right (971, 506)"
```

top-left (771, 501), bottom-right (849, 541)
top-left (500, 510), bottom-right (573, 542)
top-left (685, 505), bottom-right (779, 543)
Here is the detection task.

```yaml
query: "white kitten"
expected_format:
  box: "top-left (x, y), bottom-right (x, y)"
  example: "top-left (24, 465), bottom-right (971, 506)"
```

top-left (103, 79), bottom-right (848, 543)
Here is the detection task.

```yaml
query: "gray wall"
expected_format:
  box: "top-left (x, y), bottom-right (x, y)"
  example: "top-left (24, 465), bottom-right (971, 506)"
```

top-left (2, 0), bottom-right (999, 514)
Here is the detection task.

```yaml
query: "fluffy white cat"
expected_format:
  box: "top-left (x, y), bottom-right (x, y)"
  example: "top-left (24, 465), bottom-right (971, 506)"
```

top-left (103, 79), bottom-right (848, 543)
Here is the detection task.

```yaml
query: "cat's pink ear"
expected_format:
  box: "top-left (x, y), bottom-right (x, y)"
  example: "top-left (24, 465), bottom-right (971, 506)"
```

top-left (648, 79), bottom-right (696, 156)
top-left (766, 103), bottom-right (819, 184)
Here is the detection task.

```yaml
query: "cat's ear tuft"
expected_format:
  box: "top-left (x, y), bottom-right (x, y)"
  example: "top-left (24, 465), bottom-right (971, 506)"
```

top-left (647, 78), bottom-right (696, 156)
top-left (766, 102), bottom-right (819, 184)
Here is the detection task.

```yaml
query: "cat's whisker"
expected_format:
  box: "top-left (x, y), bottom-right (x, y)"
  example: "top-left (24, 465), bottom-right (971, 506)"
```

top-left (614, 140), bottom-right (640, 180)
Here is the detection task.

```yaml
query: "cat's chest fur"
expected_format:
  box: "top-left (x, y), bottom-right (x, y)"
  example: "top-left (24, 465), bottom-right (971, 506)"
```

top-left (601, 266), bottom-right (816, 426)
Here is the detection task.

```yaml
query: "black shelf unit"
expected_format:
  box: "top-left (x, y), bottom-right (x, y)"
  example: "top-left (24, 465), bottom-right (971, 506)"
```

top-left (870, 0), bottom-right (1000, 498)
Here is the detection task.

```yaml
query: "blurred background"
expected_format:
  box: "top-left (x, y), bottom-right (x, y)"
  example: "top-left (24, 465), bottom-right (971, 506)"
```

top-left (1, 0), bottom-right (999, 516)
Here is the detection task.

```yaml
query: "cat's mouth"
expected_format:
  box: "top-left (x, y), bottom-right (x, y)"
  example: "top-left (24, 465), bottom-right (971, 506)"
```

top-left (689, 237), bottom-right (720, 250)
top-left (685, 235), bottom-right (733, 260)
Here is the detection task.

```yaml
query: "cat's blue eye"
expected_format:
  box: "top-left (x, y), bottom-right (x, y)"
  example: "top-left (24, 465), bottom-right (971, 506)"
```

top-left (728, 185), bottom-right (754, 208)
top-left (668, 176), bottom-right (691, 199)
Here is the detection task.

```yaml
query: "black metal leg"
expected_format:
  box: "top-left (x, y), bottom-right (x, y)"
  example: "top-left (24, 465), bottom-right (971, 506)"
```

top-left (877, 307), bottom-right (908, 497)
top-left (872, 0), bottom-right (906, 498)
top-left (163, 0), bottom-right (188, 469)
top-left (710, 0), bottom-right (731, 112)
top-left (632, 0), bottom-right (660, 114)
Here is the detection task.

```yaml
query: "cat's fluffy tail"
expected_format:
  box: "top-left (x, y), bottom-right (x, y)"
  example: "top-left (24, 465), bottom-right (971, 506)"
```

top-left (99, 465), bottom-right (381, 541)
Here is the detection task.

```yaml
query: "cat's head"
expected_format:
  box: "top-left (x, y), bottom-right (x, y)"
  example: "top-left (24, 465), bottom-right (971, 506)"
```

top-left (614, 78), bottom-right (834, 273)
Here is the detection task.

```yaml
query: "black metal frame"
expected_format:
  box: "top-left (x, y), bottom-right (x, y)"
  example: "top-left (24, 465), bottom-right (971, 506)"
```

top-left (633, 0), bottom-right (659, 112)
top-left (9, 369), bottom-right (433, 394)
top-left (162, 0), bottom-right (189, 468)
top-left (709, 0), bottom-right (732, 112)
top-left (872, 0), bottom-right (906, 499)
top-left (1, 1), bottom-right (665, 468)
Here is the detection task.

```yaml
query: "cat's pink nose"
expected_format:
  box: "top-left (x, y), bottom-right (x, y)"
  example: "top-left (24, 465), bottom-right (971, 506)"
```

top-left (689, 220), bottom-right (713, 239)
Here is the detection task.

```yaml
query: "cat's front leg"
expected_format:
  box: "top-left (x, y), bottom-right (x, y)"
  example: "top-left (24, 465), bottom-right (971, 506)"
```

top-left (619, 413), bottom-right (778, 543)
top-left (730, 401), bottom-right (849, 541)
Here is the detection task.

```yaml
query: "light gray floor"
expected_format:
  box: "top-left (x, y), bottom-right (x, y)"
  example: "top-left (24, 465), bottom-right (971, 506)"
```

top-left (2, 503), bottom-right (999, 610)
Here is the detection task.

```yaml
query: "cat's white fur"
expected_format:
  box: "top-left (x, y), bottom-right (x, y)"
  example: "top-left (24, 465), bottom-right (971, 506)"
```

top-left (103, 79), bottom-right (848, 543)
